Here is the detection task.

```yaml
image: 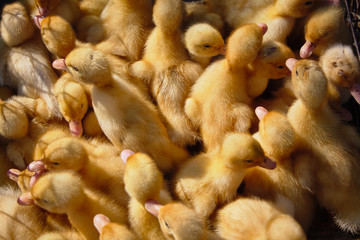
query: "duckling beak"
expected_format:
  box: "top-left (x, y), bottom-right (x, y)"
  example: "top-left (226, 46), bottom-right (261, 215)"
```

top-left (121, 149), bottom-right (135, 164)
top-left (145, 199), bottom-right (163, 217)
top-left (257, 23), bottom-right (268, 35)
top-left (17, 192), bottom-right (34, 206)
top-left (37, 6), bottom-right (48, 17)
top-left (219, 46), bottom-right (227, 55)
top-left (33, 15), bottom-right (44, 29)
top-left (28, 160), bottom-right (46, 172)
top-left (255, 106), bottom-right (268, 121)
top-left (286, 58), bottom-right (298, 72)
top-left (93, 214), bottom-right (111, 234)
top-left (52, 59), bottom-right (67, 71)
top-left (300, 40), bottom-right (316, 58)
top-left (69, 120), bottom-right (83, 137)
top-left (350, 82), bottom-right (360, 105)
top-left (259, 157), bottom-right (277, 170)
top-left (7, 169), bottom-right (21, 182)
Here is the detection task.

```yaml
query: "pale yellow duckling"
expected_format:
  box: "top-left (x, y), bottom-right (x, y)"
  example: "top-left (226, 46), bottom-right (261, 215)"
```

top-left (215, 197), bottom-right (306, 240)
top-left (133, 0), bottom-right (203, 147)
top-left (184, 23), bottom-right (225, 68)
top-left (29, 135), bottom-right (129, 207)
top-left (123, 151), bottom-right (172, 240)
top-left (300, 5), bottom-right (352, 58)
top-left (145, 201), bottom-right (223, 240)
top-left (185, 23), bottom-right (265, 150)
top-left (174, 132), bottom-right (276, 220)
top-left (30, 170), bottom-right (128, 240)
top-left (286, 58), bottom-right (360, 233)
top-left (54, 46), bottom-right (189, 173)
top-left (94, 214), bottom-right (137, 240)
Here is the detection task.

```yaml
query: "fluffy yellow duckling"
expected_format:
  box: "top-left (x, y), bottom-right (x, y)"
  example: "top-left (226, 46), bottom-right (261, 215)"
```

top-left (100, 0), bottom-right (153, 61)
top-left (79, 0), bottom-right (109, 16)
top-left (184, 23), bottom-right (226, 68)
top-left (185, 23), bottom-right (265, 150)
top-left (123, 151), bottom-right (172, 240)
top-left (145, 201), bottom-right (223, 240)
top-left (94, 214), bottom-right (137, 240)
top-left (286, 58), bottom-right (360, 233)
top-left (215, 197), bottom-right (306, 240)
top-left (133, 0), bottom-right (203, 147)
top-left (243, 108), bottom-right (316, 230)
top-left (300, 5), bottom-right (352, 58)
top-left (207, 0), bottom-right (318, 42)
top-left (0, 98), bottom-right (29, 139)
top-left (76, 15), bottom-right (105, 43)
top-left (319, 44), bottom-right (360, 120)
top-left (54, 46), bottom-right (189, 173)
top-left (174, 133), bottom-right (276, 220)
top-left (53, 73), bottom-right (90, 137)
top-left (246, 41), bottom-right (294, 99)
top-left (0, 2), bottom-right (34, 47)
top-left (30, 170), bottom-right (128, 240)
top-left (29, 134), bottom-right (129, 207)
top-left (0, 3), bottom-right (61, 118)
top-left (34, 0), bottom-right (81, 26)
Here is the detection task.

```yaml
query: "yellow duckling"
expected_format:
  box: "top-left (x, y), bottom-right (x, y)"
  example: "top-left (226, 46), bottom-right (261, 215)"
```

top-left (94, 214), bottom-right (137, 240)
top-left (174, 132), bottom-right (276, 220)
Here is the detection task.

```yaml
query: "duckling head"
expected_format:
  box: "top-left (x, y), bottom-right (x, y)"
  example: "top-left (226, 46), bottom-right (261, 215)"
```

top-left (301, 6), bottom-right (344, 58)
top-left (31, 170), bottom-right (85, 213)
top-left (275, 0), bottom-right (317, 18)
top-left (0, 2), bottom-right (35, 47)
top-left (253, 41), bottom-right (295, 79)
top-left (54, 76), bottom-right (88, 137)
top-left (145, 201), bottom-right (206, 240)
top-left (267, 214), bottom-right (306, 240)
top-left (287, 58), bottom-right (328, 109)
top-left (55, 47), bottom-right (112, 87)
top-left (257, 109), bottom-right (296, 159)
top-left (184, 23), bottom-right (225, 58)
top-left (219, 133), bottom-right (277, 170)
top-left (123, 152), bottom-right (164, 203)
top-left (320, 44), bottom-right (360, 88)
top-left (40, 16), bottom-right (76, 58)
top-left (32, 137), bottom-right (88, 172)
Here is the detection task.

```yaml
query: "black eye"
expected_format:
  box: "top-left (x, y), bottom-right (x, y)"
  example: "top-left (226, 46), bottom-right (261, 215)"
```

top-left (305, 1), bottom-right (313, 6)
top-left (71, 66), bottom-right (79, 72)
top-left (332, 62), bottom-right (338, 67)
top-left (295, 70), bottom-right (299, 76)
top-left (81, 103), bottom-right (84, 108)
top-left (164, 221), bottom-right (170, 229)
top-left (277, 65), bottom-right (284, 69)
top-left (244, 160), bottom-right (254, 164)
top-left (203, 44), bottom-right (211, 48)
top-left (52, 162), bottom-right (60, 165)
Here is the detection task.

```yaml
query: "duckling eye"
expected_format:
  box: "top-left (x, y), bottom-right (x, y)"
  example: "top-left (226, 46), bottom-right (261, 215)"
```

top-left (52, 161), bottom-right (60, 165)
top-left (81, 103), bottom-right (84, 109)
top-left (277, 65), bottom-right (284, 69)
top-left (244, 160), bottom-right (254, 164)
top-left (39, 198), bottom-right (49, 204)
top-left (295, 70), bottom-right (299, 76)
top-left (71, 66), bottom-right (79, 72)
top-left (203, 44), bottom-right (211, 48)
top-left (304, 1), bottom-right (313, 6)
top-left (332, 62), bottom-right (338, 67)
top-left (164, 220), bottom-right (170, 229)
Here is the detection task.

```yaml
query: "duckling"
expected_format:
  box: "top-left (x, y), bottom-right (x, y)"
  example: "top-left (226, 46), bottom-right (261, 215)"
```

top-left (30, 170), bottom-right (128, 240)
top-left (286, 58), bottom-right (360, 233)
top-left (94, 214), bottom-right (137, 240)
top-left (185, 23), bottom-right (265, 150)
top-left (184, 23), bottom-right (226, 68)
top-left (145, 201), bottom-right (223, 240)
top-left (300, 5), bottom-right (352, 58)
top-left (54, 46), bottom-right (189, 173)
top-left (174, 132), bottom-right (276, 220)
top-left (243, 108), bottom-right (316, 230)
top-left (0, 3), bottom-right (61, 118)
top-left (246, 41), bottom-right (294, 99)
top-left (100, 0), bottom-right (153, 61)
top-left (123, 151), bottom-right (172, 240)
top-left (37, 230), bottom-right (83, 240)
top-left (52, 73), bottom-right (90, 137)
top-left (215, 197), bottom-right (306, 240)
top-left (207, 0), bottom-right (318, 42)
top-left (319, 44), bottom-right (360, 120)
top-left (79, 0), bottom-right (108, 16)
top-left (29, 135), bottom-right (129, 207)
top-left (76, 15), bottom-right (105, 43)
top-left (34, 0), bottom-right (81, 26)
top-left (134, 0), bottom-right (203, 147)
top-left (1, 2), bottom-right (34, 47)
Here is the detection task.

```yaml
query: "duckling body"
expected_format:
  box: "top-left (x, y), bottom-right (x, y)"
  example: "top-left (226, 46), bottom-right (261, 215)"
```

top-left (185, 23), bottom-right (264, 150)
top-left (174, 133), bottom-right (276, 220)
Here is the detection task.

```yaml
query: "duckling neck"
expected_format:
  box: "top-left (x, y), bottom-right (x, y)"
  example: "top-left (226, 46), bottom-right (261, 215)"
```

top-left (189, 53), bottom-right (211, 68)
